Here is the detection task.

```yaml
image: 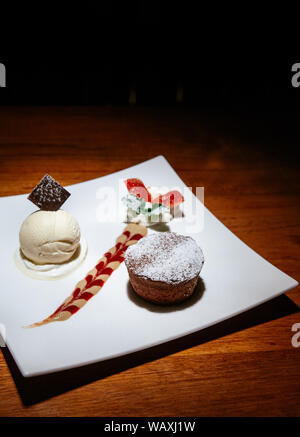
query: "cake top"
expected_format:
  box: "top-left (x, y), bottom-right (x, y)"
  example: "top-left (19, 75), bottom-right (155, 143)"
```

top-left (125, 232), bottom-right (204, 284)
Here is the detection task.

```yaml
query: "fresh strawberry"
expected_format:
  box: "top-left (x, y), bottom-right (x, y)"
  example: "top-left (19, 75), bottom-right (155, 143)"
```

top-left (152, 190), bottom-right (184, 208)
top-left (124, 178), bottom-right (152, 202)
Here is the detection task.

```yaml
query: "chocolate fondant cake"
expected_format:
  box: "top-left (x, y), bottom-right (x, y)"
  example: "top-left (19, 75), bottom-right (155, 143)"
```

top-left (125, 232), bottom-right (204, 304)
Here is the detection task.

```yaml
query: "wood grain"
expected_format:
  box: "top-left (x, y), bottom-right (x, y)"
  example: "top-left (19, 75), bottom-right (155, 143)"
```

top-left (0, 106), bottom-right (299, 417)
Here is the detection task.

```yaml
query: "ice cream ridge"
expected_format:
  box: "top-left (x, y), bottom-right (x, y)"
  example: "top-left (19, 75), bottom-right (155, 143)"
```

top-left (16, 174), bottom-right (88, 279)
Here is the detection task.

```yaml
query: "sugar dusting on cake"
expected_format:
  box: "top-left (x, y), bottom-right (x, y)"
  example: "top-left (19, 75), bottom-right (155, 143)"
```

top-left (125, 232), bottom-right (204, 284)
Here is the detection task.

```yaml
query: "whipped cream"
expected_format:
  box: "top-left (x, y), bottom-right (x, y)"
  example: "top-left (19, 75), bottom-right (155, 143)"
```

top-left (123, 187), bottom-right (173, 227)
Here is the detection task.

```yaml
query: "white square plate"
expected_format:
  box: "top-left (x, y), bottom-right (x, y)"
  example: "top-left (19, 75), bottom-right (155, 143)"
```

top-left (0, 156), bottom-right (298, 377)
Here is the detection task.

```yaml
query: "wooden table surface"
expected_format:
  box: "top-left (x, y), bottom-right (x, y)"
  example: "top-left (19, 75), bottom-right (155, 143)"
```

top-left (0, 106), bottom-right (299, 417)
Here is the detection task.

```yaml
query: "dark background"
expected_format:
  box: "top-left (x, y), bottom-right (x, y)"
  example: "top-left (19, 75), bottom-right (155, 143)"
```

top-left (0, 3), bottom-right (299, 112)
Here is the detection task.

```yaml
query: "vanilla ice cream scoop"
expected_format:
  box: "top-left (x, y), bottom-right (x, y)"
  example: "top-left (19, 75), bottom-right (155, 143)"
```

top-left (19, 210), bottom-right (81, 264)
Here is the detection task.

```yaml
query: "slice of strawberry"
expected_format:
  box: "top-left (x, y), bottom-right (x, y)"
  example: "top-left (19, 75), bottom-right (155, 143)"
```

top-left (124, 178), bottom-right (152, 202)
top-left (152, 190), bottom-right (184, 208)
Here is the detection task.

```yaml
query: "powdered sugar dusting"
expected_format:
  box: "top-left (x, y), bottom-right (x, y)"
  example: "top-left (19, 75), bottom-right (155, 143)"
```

top-left (125, 232), bottom-right (204, 284)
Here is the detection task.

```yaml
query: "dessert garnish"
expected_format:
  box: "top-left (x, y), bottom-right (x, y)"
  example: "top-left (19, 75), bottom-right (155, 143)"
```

top-left (125, 178), bottom-right (152, 202)
top-left (16, 174), bottom-right (87, 279)
top-left (151, 191), bottom-right (184, 208)
top-left (28, 174), bottom-right (71, 211)
top-left (122, 178), bottom-right (184, 227)
top-left (26, 223), bottom-right (147, 327)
